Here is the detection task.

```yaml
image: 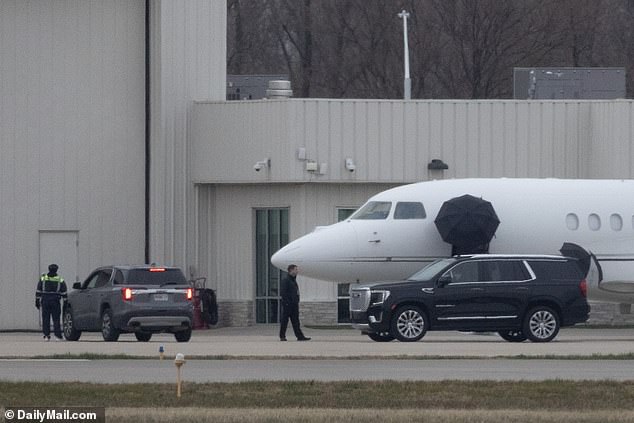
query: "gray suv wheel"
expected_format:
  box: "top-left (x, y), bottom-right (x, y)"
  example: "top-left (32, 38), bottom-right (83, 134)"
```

top-left (135, 332), bottom-right (152, 342)
top-left (63, 308), bottom-right (81, 341)
top-left (174, 328), bottom-right (192, 342)
top-left (101, 308), bottom-right (120, 342)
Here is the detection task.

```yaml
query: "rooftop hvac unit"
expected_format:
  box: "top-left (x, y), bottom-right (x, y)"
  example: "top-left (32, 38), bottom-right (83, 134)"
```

top-left (266, 80), bottom-right (293, 99)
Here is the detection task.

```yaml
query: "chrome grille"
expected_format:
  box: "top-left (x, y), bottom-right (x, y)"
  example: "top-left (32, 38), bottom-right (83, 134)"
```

top-left (349, 288), bottom-right (371, 312)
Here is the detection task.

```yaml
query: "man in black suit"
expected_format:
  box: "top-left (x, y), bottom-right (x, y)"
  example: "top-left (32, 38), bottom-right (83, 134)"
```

top-left (279, 264), bottom-right (310, 341)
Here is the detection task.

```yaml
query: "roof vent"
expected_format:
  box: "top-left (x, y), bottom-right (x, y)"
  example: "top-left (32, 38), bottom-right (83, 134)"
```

top-left (266, 80), bottom-right (293, 99)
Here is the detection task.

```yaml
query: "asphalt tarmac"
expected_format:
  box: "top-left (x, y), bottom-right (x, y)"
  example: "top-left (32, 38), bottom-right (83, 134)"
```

top-left (0, 327), bottom-right (632, 383)
top-left (1, 358), bottom-right (633, 383)
top-left (1, 327), bottom-right (633, 358)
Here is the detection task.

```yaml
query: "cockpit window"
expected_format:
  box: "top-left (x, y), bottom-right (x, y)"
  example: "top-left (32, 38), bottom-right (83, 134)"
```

top-left (350, 201), bottom-right (392, 220)
top-left (394, 202), bottom-right (426, 219)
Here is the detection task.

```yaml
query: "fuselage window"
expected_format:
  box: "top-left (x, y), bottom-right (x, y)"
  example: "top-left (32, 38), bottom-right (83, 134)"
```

top-left (350, 201), bottom-right (392, 220)
top-left (394, 202), bottom-right (426, 219)
top-left (588, 213), bottom-right (601, 231)
top-left (565, 213), bottom-right (579, 230)
top-left (610, 214), bottom-right (623, 231)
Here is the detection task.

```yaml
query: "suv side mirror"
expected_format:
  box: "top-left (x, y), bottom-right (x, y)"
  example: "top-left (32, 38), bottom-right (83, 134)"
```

top-left (437, 275), bottom-right (452, 287)
top-left (72, 282), bottom-right (82, 290)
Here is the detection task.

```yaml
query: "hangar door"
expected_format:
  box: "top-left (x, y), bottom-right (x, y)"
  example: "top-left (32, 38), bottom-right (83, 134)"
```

top-left (39, 231), bottom-right (79, 284)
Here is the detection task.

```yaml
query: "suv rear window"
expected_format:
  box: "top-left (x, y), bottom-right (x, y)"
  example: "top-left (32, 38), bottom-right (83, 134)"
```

top-left (480, 260), bottom-right (530, 282)
top-left (122, 269), bottom-right (187, 285)
top-left (526, 260), bottom-right (582, 281)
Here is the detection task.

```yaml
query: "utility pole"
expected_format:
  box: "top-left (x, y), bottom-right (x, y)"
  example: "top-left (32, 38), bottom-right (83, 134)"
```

top-left (398, 10), bottom-right (411, 100)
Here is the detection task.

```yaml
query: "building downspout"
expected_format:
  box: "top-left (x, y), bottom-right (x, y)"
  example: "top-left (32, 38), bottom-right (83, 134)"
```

top-left (144, 0), bottom-right (151, 263)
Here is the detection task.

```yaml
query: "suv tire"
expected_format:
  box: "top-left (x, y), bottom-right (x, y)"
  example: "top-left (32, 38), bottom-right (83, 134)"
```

top-left (498, 330), bottom-right (527, 342)
top-left (391, 305), bottom-right (428, 342)
top-left (101, 308), bottom-right (120, 342)
top-left (62, 307), bottom-right (82, 341)
top-left (135, 332), bottom-right (152, 342)
top-left (367, 332), bottom-right (395, 342)
top-left (174, 328), bottom-right (192, 343)
top-left (523, 306), bottom-right (560, 343)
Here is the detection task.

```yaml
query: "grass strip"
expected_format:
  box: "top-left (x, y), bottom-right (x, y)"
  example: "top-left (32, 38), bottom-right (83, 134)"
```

top-left (2, 380), bottom-right (634, 411)
top-left (104, 407), bottom-right (634, 423)
top-left (3, 407), bottom-right (634, 422)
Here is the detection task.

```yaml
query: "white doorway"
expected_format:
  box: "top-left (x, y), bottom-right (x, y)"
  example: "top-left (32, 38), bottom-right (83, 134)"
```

top-left (39, 231), bottom-right (79, 283)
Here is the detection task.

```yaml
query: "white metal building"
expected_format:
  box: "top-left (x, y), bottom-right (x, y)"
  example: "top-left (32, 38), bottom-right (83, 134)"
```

top-left (2, 0), bottom-right (633, 330)
top-left (190, 99), bottom-right (634, 325)
top-left (0, 0), bottom-right (225, 330)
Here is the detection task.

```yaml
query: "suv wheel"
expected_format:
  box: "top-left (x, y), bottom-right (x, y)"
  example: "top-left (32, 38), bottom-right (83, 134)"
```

top-left (101, 308), bottom-right (120, 342)
top-left (391, 305), bottom-right (428, 342)
top-left (367, 332), bottom-right (395, 342)
top-left (174, 328), bottom-right (192, 343)
top-left (523, 306), bottom-right (560, 343)
top-left (498, 330), bottom-right (527, 343)
top-left (62, 308), bottom-right (81, 341)
top-left (135, 332), bottom-right (152, 342)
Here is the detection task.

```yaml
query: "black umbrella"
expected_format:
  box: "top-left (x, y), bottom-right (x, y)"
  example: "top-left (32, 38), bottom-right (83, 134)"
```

top-left (434, 194), bottom-right (500, 251)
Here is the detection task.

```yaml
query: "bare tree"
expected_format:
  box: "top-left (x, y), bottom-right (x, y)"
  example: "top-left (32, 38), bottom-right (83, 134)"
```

top-left (227, 0), bottom-right (286, 75)
top-left (427, 0), bottom-right (563, 98)
top-left (602, 0), bottom-right (634, 95)
top-left (545, 0), bottom-right (609, 67)
top-left (227, 0), bottom-right (634, 99)
top-left (268, 0), bottom-right (314, 97)
top-left (313, 0), bottom-right (417, 98)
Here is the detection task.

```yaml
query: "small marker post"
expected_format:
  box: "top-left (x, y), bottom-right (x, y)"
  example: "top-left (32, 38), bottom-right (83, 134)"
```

top-left (174, 353), bottom-right (186, 398)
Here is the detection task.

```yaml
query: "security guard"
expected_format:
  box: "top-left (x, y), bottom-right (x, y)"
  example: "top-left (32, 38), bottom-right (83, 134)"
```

top-left (35, 264), bottom-right (67, 341)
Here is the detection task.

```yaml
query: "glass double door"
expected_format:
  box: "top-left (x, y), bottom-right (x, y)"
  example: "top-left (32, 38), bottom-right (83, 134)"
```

top-left (255, 209), bottom-right (289, 323)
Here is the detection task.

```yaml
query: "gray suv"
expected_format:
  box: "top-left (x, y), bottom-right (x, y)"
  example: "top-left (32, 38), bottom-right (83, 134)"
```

top-left (63, 265), bottom-right (194, 342)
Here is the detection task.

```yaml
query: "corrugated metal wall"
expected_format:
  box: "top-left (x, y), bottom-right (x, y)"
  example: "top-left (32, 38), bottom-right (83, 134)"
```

top-left (590, 101), bottom-right (634, 179)
top-left (192, 99), bottom-right (600, 184)
top-left (149, 0), bottom-right (226, 272)
top-left (0, 0), bottom-right (146, 329)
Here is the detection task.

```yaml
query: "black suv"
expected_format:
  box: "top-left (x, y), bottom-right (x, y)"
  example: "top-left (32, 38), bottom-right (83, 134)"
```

top-left (350, 255), bottom-right (589, 343)
top-left (63, 265), bottom-right (194, 342)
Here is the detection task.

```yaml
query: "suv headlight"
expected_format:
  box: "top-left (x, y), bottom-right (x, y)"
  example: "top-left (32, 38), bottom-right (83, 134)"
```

top-left (370, 290), bottom-right (390, 305)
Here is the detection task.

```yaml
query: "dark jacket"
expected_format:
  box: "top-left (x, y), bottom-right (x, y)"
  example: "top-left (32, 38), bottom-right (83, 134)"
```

top-left (280, 274), bottom-right (300, 306)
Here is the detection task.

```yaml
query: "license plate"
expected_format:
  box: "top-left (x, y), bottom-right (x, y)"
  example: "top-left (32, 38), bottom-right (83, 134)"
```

top-left (154, 294), bottom-right (168, 301)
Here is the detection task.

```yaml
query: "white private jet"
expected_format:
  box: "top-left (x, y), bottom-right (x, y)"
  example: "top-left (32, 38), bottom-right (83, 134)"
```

top-left (271, 178), bottom-right (634, 306)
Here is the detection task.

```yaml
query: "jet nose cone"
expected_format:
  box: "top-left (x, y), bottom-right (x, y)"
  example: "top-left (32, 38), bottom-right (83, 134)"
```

top-left (270, 222), bottom-right (358, 280)
top-left (271, 243), bottom-right (301, 270)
